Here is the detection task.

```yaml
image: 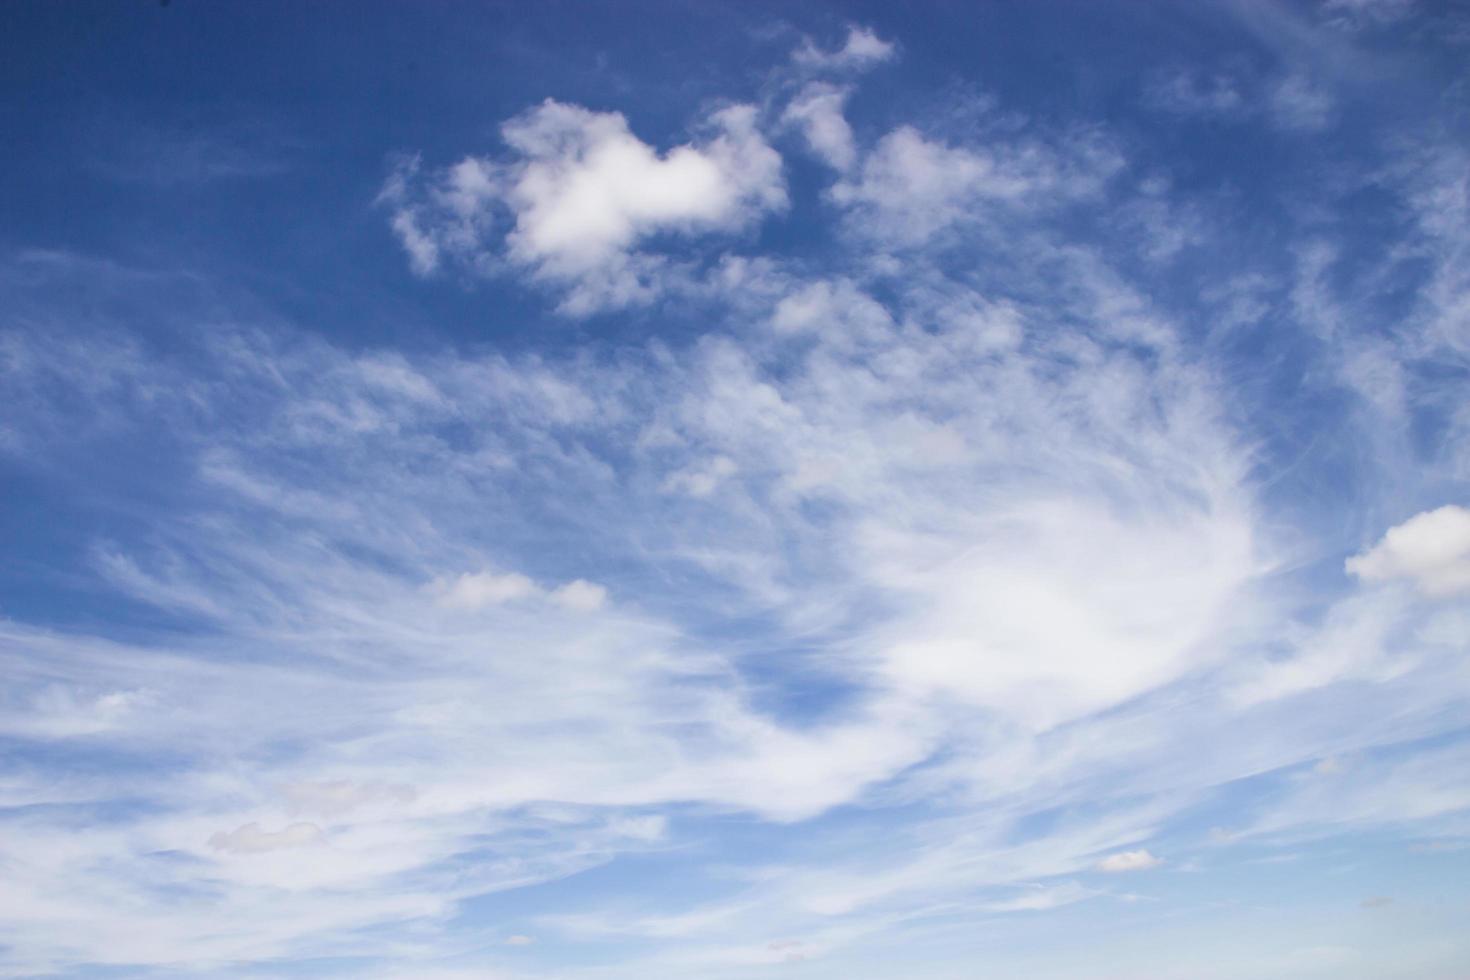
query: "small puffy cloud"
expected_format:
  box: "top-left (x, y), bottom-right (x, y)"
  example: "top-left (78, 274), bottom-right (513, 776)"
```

top-left (783, 83), bottom-right (857, 171)
top-left (1346, 505), bottom-right (1470, 596)
top-left (550, 579), bottom-right (608, 612)
top-left (1360, 895), bottom-right (1394, 908)
top-left (1094, 849), bottom-right (1163, 872)
top-left (384, 101), bottom-right (786, 314)
top-left (793, 26), bottom-right (895, 71)
top-left (504, 935), bottom-right (535, 946)
top-left (500, 102), bottom-right (783, 272)
top-left (437, 571), bottom-right (538, 609)
top-left (434, 570), bottom-right (607, 612)
top-left (209, 822), bottom-right (324, 854)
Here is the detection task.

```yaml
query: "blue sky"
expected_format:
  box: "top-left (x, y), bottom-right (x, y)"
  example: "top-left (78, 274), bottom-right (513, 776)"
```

top-left (3, 1), bottom-right (1470, 977)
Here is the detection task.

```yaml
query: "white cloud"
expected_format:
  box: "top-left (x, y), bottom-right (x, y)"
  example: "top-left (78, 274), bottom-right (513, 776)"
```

top-left (608, 814), bottom-right (667, 841)
top-left (768, 277), bottom-right (892, 339)
top-left (384, 101), bottom-right (786, 313)
top-left (500, 102), bottom-right (783, 270)
top-left (436, 572), bottom-right (608, 612)
top-left (551, 579), bottom-right (609, 613)
top-left (830, 125), bottom-right (1120, 243)
top-left (793, 26), bottom-right (896, 71)
top-left (832, 127), bottom-right (1005, 242)
top-left (389, 206), bottom-right (439, 276)
top-left (1346, 505), bottom-right (1470, 596)
top-left (8, 25), bottom-right (1470, 977)
top-left (1094, 849), bottom-right (1162, 872)
top-left (1227, 591), bottom-right (1409, 706)
top-left (783, 83), bottom-right (857, 171)
top-left (0, 686), bottom-right (151, 739)
top-left (436, 570), bottom-right (538, 609)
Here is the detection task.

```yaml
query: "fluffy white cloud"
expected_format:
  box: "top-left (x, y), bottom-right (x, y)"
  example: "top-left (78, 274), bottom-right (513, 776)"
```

top-left (501, 102), bottom-right (783, 269)
top-left (1346, 505), bottom-right (1470, 596)
top-left (383, 101), bottom-right (786, 313)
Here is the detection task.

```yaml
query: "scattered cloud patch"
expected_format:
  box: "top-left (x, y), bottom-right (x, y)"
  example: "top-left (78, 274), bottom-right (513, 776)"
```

top-left (830, 125), bottom-right (1120, 243)
top-left (783, 83), bottom-right (857, 171)
top-left (436, 570), bottom-right (610, 612)
top-left (1095, 849), bottom-right (1163, 872)
top-left (1145, 68), bottom-right (1336, 133)
top-left (436, 570), bottom-right (538, 609)
top-left (551, 579), bottom-right (609, 613)
top-left (1346, 505), bottom-right (1470, 596)
top-left (6, 8), bottom-right (1470, 978)
top-left (793, 26), bottom-right (896, 71)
